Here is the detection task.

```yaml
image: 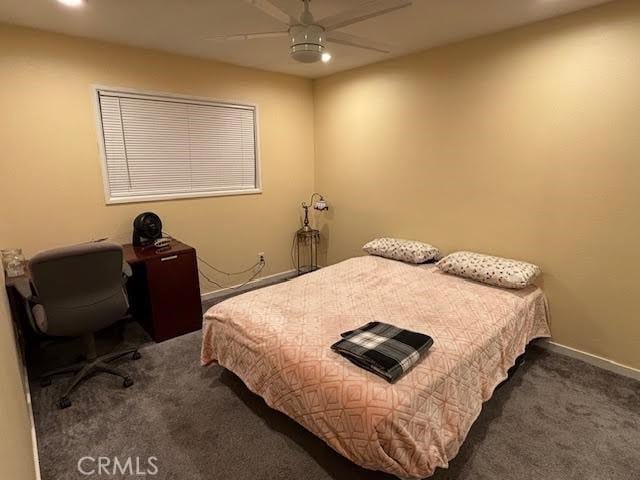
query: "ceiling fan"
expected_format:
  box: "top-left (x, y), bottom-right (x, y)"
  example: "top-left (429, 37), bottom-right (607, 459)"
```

top-left (211, 0), bottom-right (413, 64)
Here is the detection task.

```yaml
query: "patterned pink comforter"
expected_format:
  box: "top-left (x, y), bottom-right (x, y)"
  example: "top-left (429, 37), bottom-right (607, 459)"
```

top-left (201, 256), bottom-right (550, 478)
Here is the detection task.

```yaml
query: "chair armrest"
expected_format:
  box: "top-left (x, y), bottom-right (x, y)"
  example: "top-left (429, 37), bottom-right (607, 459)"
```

top-left (123, 261), bottom-right (132, 279)
top-left (13, 279), bottom-right (46, 336)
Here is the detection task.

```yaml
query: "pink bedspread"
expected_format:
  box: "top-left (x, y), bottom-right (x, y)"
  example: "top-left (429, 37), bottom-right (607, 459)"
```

top-left (201, 256), bottom-right (550, 478)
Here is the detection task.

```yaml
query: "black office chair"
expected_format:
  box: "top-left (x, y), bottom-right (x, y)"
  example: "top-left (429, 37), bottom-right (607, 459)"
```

top-left (18, 241), bottom-right (140, 409)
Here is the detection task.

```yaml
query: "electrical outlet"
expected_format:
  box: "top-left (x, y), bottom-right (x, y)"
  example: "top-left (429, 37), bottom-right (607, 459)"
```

top-left (258, 252), bottom-right (266, 264)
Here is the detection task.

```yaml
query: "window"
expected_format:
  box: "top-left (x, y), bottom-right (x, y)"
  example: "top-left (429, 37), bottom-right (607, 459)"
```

top-left (95, 88), bottom-right (260, 204)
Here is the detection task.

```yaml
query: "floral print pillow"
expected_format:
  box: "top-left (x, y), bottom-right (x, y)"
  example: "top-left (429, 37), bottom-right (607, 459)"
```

top-left (436, 251), bottom-right (541, 289)
top-left (363, 238), bottom-right (440, 264)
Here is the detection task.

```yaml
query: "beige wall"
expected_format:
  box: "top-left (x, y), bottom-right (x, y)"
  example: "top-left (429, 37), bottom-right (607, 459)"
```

top-left (0, 24), bottom-right (315, 293)
top-left (314, 0), bottom-right (640, 369)
top-left (0, 25), bottom-right (314, 478)
top-left (1, 13), bottom-right (639, 473)
top-left (0, 2), bottom-right (637, 475)
top-left (0, 273), bottom-right (37, 479)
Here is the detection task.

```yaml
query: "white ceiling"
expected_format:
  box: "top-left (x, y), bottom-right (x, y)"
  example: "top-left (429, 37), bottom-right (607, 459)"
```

top-left (0, 0), bottom-right (613, 78)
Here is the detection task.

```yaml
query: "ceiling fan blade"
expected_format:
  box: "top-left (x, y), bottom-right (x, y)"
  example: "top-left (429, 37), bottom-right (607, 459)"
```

top-left (268, 0), bottom-right (302, 21)
top-left (241, 0), bottom-right (292, 25)
top-left (326, 31), bottom-right (391, 54)
top-left (319, 0), bottom-right (412, 32)
top-left (207, 31), bottom-right (289, 41)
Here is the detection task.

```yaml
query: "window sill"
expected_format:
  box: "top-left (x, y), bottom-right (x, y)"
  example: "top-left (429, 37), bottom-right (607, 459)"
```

top-left (105, 188), bottom-right (262, 205)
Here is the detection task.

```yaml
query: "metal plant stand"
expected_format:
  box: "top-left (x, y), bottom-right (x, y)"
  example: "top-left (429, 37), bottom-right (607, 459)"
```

top-left (295, 228), bottom-right (320, 275)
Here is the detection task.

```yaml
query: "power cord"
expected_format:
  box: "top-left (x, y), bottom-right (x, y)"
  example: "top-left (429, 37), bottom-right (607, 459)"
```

top-left (198, 262), bottom-right (265, 291)
top-left (162, 232), bottom-right (266, 291)
top-left (197, 254), bottom-right (262, 277)
top-left (290, 231), bottom-right (299, 271)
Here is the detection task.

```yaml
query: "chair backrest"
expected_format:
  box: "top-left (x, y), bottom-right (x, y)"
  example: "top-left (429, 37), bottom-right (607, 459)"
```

top-left (28, 242), bottom-right (128, 337)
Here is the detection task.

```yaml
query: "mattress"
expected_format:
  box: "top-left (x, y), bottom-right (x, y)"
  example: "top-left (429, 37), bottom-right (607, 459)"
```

top-left (201, 255), bottom-right (551, 478)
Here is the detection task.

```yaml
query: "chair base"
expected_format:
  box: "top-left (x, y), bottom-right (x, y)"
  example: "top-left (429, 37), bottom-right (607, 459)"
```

top-left (40, 345), bottom-right (141, 409)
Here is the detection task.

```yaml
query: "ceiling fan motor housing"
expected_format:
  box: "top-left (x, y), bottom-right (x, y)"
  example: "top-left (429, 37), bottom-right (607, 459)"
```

top-left (289, 24), bottom-right (326, 63)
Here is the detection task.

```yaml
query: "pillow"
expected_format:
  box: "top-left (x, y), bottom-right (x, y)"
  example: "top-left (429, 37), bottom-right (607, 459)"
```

top-left (362, 238), bottom-right (440, 264)
top-left (436, 251), bottom-right (541, 289)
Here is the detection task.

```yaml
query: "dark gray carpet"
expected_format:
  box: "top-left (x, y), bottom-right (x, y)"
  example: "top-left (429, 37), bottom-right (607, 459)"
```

top-left (31, 331), bottom-right (640, 480)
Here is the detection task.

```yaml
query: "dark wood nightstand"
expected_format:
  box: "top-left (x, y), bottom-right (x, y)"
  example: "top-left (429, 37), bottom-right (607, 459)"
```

top-left (123, 240), bottom-right (202, 342)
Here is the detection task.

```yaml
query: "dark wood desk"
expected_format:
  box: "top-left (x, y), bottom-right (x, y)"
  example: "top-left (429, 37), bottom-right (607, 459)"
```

top-left (4, 241), bottom-right (202, 346)
top-left (4, 273), bottom-right (34, 362)
top-left (123, 240), bottom-right (202, 342)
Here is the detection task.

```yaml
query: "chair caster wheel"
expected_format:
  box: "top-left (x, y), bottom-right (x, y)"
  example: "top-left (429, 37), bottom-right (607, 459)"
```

top-left (41, 378), bottom-right (52, 388)
top-left (123, 377), bottom-right (134, 388)
top-left (58, 397), bottom-right (72, 409)
top-left (132, 351), bottom-right (141, 360)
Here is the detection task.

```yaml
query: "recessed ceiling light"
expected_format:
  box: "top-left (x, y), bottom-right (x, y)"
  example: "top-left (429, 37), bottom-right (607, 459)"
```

top-left (57, 0), bottom-right (84, 7)
top-left (321, 52), bottom-right (332, 63)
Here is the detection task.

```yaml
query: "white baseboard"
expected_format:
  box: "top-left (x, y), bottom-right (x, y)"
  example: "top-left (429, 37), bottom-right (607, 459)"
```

top-left (537, 340), bottom-right (640, 381)
top-left (23, 364), bottom-right (41, 480)
top-left (201, 269), bottom-right (297, 303)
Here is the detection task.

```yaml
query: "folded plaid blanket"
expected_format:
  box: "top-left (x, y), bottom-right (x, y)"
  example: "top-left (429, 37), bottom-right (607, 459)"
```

top-left (331, 322), bottom-right (434, 383)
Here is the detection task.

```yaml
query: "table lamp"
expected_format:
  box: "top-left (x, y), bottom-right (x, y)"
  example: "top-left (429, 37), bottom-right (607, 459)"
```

top-left (301, 193), bottom-right (329, 232)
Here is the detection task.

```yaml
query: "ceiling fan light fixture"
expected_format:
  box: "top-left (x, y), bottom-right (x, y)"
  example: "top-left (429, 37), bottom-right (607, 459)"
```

top-left (290, 43), bottom-right (325, 63)
top-left (57, 0), bottom-right (84, 7)
top-left (289, 24), bottom-right (326, 63)
top-left (223, 0), bottom-right (410, 64)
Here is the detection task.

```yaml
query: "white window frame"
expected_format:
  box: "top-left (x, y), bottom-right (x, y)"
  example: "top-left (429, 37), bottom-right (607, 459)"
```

top-left (93, 85), bottom-right (262, 205)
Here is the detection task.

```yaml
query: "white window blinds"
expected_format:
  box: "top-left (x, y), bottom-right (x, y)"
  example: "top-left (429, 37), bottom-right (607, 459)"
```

top-left (96, 89), bottom-right (259, 203)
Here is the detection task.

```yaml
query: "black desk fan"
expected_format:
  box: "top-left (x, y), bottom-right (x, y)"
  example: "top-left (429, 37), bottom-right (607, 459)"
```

top-left (132, 212), bottom-right (163, 247)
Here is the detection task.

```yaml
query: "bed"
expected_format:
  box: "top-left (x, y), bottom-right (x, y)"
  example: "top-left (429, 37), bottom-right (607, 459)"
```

top-left (201, 255), bottom-right (551, 478)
